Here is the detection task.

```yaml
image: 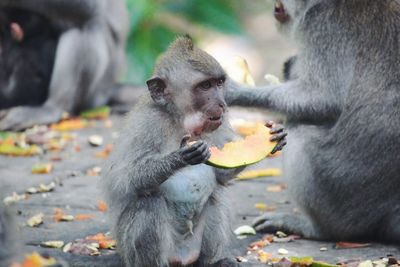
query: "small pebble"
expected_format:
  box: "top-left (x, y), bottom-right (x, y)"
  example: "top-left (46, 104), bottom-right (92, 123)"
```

top-left (88, 135), bottom-right (103, 147)
top-left (320, 247), bottom-right (328, 251)
top-left (278, 248), bottom-right (288, 255)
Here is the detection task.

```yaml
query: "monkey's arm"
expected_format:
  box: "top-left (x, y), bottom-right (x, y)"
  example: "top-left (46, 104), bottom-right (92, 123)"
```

top-left (107, 135), bottom-right (209, 197)
top-left (226, 80), bottom-right (341, 122)
top-left (0, 0), bottom-right (97, 22)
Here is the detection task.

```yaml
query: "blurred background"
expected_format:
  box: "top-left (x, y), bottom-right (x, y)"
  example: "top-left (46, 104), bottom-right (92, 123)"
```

top-left (125, 0), bottom-right (297, 85)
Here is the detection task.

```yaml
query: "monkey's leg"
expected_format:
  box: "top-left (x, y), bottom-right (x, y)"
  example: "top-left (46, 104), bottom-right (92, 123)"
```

top-left (382, 208), bottom-right (400, 243)
top-left (195, 191), bottom-right (238, 267)
top-left (116, 197), bottom-right (173, 267)
top-left (252, 212), bottom-right (326, 240)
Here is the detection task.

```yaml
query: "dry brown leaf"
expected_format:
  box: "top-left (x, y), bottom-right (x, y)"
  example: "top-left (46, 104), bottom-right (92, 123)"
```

top-left (97, 201), bottom-right (107, 212)
top-left (31, 163), bottom-right (53, 174)
top-left (10, 252), bottom-right (57, 267)
top-left (335, 242), bottom-right (370, 249)
top-left (95, 144), bottom-right (113, 158)
top-left (75, 214), bottom-right (95, 221)
top-left (86, 233), bottom-right (116, 249)
top-left (266, 184), bottom-right (287, 193)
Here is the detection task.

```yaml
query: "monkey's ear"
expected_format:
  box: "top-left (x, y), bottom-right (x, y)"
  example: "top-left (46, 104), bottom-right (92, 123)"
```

top-left (146, 77), bottom-right (168, 104)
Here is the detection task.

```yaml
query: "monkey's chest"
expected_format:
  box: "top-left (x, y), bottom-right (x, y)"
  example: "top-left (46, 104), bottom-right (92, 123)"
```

top-left (160, 165), bottom-right (217, 229)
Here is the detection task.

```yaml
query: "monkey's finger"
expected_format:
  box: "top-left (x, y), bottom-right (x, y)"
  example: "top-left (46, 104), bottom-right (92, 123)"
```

top-left (254, 221), bottom-right (280, 233)
top-left (183, 142), bottom-right (209, 159)
top-left (190, 154), bottom-right (209, 164)
top-left (183, 140), bottom-right (205, 152)
top-left (252, 214), bottom-right (268, 227)
top-left (271, 140), bottom-right (287, 154)
top-left (180, 135), bottom-right (192, 148)
top-left (270, 132), bottom-right (287, 142)
top-left (270, 124), bottom-right (284, 134)
top-left (265, 121), bottom-right (274, 128)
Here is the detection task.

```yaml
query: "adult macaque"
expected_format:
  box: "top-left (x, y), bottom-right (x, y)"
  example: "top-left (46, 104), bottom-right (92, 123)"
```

top-left (226, 0), bottom-right (400, 243)
top-left (0, 0), bottom-right (129, 131)
top-left (102, 37), bottom-right (286, 267)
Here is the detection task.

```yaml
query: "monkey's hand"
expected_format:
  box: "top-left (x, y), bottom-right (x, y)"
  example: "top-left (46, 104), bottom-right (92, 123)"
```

top-left (178, 137), bottom-right (211, 165)
top-left (266, 121), bottom-right (287, 154)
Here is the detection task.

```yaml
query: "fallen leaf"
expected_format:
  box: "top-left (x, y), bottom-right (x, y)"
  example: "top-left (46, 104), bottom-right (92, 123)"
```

top-left (31, 163), bottom-right (53, 174)
top-left (0, 143), bottom-right (41, 156)
top-left (41, 241), bottom-right (65, 249)
top-left (80, 106), bottom-right (110, 120)
top-left (273, 235), bottom-right (300, 243)
top-left (234, 225), bottom-right (256, 236)
top-left (26, 182), bottom-right (56, 194)
top-left (95, 144), bottom-right (113, 158)
top-left (255, 203), bottom-right (276, 212)
top-left (248, 239), bottom-right (270, 250)
top-left (86, 233), bottom-right (116, 249)
top-left (357, 260), bottom-right (373, 267)
top-left (27, 213), bottom-right (44, 227)
top-left (278, 248), bottom-right (289, 255)
top-left (289, 256), bottom-right (314, 266)
top-left (97, 201), bottom-right (107, 212)
top-left (64, 239), bottom-right (100, 256)
top-left (311, 261), bottom-right (340, 267)
top-left (3, 192), bottom-right (27, 205)
top-left (53, 208), bottom-right (65, 222)
top-left (335, 242), bottom-right (370, 249)
top-left (257, 250), bottom-right (273, 263)
top-left (266, 184), bottom-right (287, 193)
top-left (74, 214), bottom-right (95, 221)
top-left (236, 168), bottom-right (282, 180)
top-left (86, 166), bottom-right (102, 176)
top-left (51, 118), bottom-right (88, 131)
top-left (14, 252), bottom-right (57, 267)
top-left (60, 215), bottom-right (74, 222)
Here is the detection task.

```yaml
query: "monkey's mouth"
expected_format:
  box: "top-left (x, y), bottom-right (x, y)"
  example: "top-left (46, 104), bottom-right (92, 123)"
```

top-left (203, 115), bottom-right (223, 133)
top-left (274, 0), bottom-right (289, 23)
top-left (208, 116), bottom-right (222, 122)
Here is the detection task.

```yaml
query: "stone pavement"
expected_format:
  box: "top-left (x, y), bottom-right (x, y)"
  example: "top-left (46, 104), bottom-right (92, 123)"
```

top-left (0, 111), bottom-right (399, 266)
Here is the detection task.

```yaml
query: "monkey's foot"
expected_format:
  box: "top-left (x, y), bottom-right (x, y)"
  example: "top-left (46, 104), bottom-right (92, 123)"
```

top-left (0, 106), bottom-right (63, 131)
top-left (252, 212), bottom-right (321, 239)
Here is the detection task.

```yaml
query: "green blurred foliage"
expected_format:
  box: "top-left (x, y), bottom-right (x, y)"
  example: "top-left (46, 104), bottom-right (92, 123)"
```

top-left (125, 0), bottom-right (243, 84)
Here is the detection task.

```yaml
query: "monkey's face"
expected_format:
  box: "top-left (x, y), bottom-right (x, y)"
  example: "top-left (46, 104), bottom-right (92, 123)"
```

top-left (188, 76), bottom-right (227, 135)
top-left (273, 0), bottom-right (308, 32)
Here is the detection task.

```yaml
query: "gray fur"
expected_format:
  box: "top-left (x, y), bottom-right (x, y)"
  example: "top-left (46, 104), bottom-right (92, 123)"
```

top-left (0, 201), bottom-right (17, 267)
top-left (0, 0), bottom-right (129, 131)
top-left (226, 0), bottom-right (400, 242)
top-left (101, 38), bottom-right (243, 267)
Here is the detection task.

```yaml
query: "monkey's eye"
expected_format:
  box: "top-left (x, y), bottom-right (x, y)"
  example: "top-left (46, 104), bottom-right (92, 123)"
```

top-left (216, 78), bottom-right (224, 87)
top-left (200, 80), bottom-right (212, 90)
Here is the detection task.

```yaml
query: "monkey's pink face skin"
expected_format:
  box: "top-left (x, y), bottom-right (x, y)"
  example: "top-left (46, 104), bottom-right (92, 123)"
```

top-left (184, 77), bottom-right (226, 136)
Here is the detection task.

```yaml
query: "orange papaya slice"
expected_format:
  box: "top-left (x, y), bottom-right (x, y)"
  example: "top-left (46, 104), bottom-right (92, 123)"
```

top-left (207, 123), bottom-right (276, 169)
